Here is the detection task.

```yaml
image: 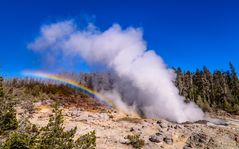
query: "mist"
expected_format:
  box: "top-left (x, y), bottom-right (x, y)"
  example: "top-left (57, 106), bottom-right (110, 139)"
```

top-left (28, 20), bottom-right (204, 123)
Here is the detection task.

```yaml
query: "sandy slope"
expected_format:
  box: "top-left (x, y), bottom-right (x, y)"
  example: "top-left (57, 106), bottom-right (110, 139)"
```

top-left (16, 100), bottom-right (239, 149)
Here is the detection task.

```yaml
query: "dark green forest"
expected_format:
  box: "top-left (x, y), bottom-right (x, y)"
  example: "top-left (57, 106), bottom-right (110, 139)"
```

top-left (173, 63), bottom-right (239, 114)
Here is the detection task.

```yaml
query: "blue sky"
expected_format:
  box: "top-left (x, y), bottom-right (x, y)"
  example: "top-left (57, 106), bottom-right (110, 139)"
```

top-left (0, 0), bottom-right (238, 76)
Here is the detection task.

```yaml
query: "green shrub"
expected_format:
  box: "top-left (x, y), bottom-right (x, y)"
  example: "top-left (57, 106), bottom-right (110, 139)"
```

top-left (2, 132), bottom-right (32, 149)
top-left (75, 130), bottom-right (96, 149)
top-left (1, 104), bottom-right (96, 149)
top-left (36, 105), bottom-right (77, 149)
top-left (126, 134), bottom-right (145, 149)
top-left (0, 77), bottom-right (18, 134)
top-left (0, 108), bottom-right (18, 133)
top-left (2, 118), bottom-right (39, 149)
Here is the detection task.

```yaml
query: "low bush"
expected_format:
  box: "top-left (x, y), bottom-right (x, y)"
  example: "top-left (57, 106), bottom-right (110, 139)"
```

top-left (1, 105), bottom-right (96, 149)
top-left (126, 134), bottom-right (145, 149)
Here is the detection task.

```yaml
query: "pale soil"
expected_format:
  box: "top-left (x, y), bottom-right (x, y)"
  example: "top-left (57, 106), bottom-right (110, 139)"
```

top-left (16, 101), bottom-right (239, 149)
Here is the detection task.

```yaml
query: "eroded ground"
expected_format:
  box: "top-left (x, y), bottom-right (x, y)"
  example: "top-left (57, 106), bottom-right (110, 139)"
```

top-left (16, 99), bottom-right (239, 149)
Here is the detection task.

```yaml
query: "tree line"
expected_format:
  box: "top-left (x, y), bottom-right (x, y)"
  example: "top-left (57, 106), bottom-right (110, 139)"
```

top-left (173, 62), bottom-right (239, 113)
top-left (2, 62), bottom-right (239, 114)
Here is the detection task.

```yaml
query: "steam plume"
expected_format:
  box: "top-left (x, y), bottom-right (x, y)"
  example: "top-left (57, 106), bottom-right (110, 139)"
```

top-left (28, 20), bottom-right (204, 122)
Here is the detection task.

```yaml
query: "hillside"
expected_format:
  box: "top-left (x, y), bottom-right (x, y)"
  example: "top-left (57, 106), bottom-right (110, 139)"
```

top-left (16, 99), bottom-right (239, 149)
top-left (0, 72), bottom-right (239, 148)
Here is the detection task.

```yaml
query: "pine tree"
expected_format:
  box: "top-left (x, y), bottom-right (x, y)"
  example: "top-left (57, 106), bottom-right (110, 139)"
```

top-left (193, 69), bottom-right (204, 103)
top-left (183, 71), bottom-right (194, 102)
top-left (202, 66), bottom-right (212, 106)
top-left (229, 62), bottom-right (239, 104)
top-left (0, 75), bottom-right (4, 98)
top-left (2, 104), bottom-right (96, 149)
top-left (0, 74), bottom-right (18, 134)
top-left (175, 67), bottom-right (184, 96)
top-left (37, 104), bottom-right (77, 149)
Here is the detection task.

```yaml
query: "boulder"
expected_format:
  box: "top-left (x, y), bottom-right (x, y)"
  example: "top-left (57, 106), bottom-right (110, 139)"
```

top-left (163, 136), bottom-right (173, 145)
top-left (157, 121), bottom-right (168, 128)
top-left (149, 134), bottom-right (164, 143)
top-left (235, 135), bottom-right (239, 143)
top-left (186, 132), bottom-right (211, 148)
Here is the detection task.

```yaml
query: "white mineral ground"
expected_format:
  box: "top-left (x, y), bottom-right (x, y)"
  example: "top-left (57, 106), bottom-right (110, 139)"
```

top-left (16, 100), bottom-right (239, 149)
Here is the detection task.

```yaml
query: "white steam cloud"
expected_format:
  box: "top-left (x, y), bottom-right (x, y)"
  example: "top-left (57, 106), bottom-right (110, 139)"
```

top-left (28, 20), bottom-right (204, 122)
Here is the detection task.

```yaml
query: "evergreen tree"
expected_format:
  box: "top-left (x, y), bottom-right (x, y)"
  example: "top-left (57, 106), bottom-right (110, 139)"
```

top-left (193, 69), bottom-right (204, 103)
top-left (229, 62), bottom-right (239, 104)
top-left (0, 75), bottom-right (4, 98)
top-left (175, 67), bottom-right (184, 96)
top-left (202, 66), bottom-right (213, 105)
top-left (172, 64), bottom-right (238, 113)
top-left (2, 105), bottom-right (96, 149)
top-left (183, 71), bottom-right (194, 102)
top-left (0, 74), bottom-right (18, 134)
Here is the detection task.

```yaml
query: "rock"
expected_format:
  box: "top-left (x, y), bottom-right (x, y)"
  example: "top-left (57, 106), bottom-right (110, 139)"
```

top-left (174, 125), bottom-right (181, 129)
top-left (182, 121), bottom-right (193, 124)
top-left (149, 134), bottom-right (164, 143)
top-left (195, 120), bottom-right (208, 124)
top-left (130, 128), bottom-right (134, 132)
top-left (41, 100), bottom-right (52, 105)
top-left (119, 137), bottom-right (129, 144)
top-left (88, 114), bottom-right (94, 118)
top-left (157, 121), bottom-right (168, 128)
top-left (194, 133), bottom-right (208, 144)
top-left (99, 113), bottom-right (109, 120)
top-left (183, 144), bottom-right (193, 149)
top-left (155, 132), bottom-right (162, 136)
top-left (235, 135), bottom-right (239, 143)
top-left (72, 111), bottom-right (78, 116)
top-left (63, 112), bottom-right (69, 116)
top-left (163, 136), bottom-right (173, 145)
top-left (186, 132), bottom-right (210, 148)
top-left (66, 108), bottom-right (82, 117)
top-left (109, 115), bottom-right (113, 119)
top-left (156, 121), bottom-right (160, 124)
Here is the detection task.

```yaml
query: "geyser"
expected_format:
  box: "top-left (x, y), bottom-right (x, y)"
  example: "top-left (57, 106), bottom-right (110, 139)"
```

top-left (28, 20), bottom-right (204, 122)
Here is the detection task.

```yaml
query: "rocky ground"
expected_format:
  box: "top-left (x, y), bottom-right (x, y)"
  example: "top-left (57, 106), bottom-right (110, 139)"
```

top-left (16, 100), bottom-right (239, 149)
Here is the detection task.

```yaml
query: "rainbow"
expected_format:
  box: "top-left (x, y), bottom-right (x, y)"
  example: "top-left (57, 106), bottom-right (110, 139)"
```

top-left (22, 71), bottom-right (113, 107)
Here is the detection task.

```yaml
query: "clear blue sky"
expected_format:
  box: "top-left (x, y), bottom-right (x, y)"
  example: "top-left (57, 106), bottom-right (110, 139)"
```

top-left (0, 0), bottom-right (238, 76)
